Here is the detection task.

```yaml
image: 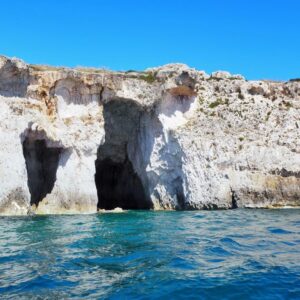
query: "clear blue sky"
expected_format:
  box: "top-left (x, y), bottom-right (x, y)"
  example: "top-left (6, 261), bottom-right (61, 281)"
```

top-left (0, 0), bottom-right (299, 80)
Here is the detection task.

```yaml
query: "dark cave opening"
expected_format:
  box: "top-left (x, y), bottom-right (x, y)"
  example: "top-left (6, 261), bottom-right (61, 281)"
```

top-left (94, 98), bottom-right (153, 210)
top-left (22, 138), bottom-right (62, 206)
top-left (231, 190), bottom-right (238, 209)
top-left (95, 157), bottom-right (152, 210)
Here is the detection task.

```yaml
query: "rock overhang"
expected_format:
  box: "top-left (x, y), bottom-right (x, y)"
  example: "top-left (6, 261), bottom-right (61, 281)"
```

top-left (0, 55), bottom-right (300, 215)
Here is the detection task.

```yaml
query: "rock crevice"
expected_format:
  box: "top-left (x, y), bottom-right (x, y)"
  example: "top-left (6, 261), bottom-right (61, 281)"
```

top-left (0, 55), bottom-right (300, 215)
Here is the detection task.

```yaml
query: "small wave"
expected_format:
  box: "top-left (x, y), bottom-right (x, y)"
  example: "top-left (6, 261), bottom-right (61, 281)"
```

top-left (267, 227), bottom-right (293, 234)
top-left (1, 209), bottom-right (300, 299)
top-left (98, 207), bottom-right (127, 213)
top-left (220, 237), bottom-right (242, 249)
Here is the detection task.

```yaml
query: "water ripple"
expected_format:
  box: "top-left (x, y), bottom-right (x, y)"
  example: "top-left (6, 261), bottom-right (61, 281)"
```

top-left (0, 209), bottom-right (300, 299)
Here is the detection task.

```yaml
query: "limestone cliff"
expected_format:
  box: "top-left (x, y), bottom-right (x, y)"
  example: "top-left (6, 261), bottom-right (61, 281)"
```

top-left (0, 56), bottom-right (300, 215)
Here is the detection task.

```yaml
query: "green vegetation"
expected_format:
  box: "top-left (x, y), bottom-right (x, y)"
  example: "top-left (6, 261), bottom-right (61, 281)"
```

top-left (198, 97), bottom-right (204, 105)
top-left (139, 72), bottom-right (156, 83)
top-left (265, 111), bottom-right (271, 121)
top-left (207, 76), bottom-right (222, 81)
top-left (289, 78), bottom-right (300, 82)
top-left (126, 70), bottom-right (138, 73)
top-left (229, 76), bottom-right (243, 80)
top-left (239, 137), bottom-right (244, 142)
top-left (209, 98), bottom-right (224, 109)
top-left (283, 101), bottom-right (293, 109)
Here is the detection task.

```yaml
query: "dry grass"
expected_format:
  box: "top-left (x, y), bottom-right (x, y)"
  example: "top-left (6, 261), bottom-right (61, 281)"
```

top-left (63, 117), bottom-right (73, 126)
top-left (29, 64), bottom-right (65, 72)
top-left (30, 64), bottom-right (110, 74)
top-left (24, 102), bottom-right (43, 111)
top-left (75, 66), bottom-right (111, 74)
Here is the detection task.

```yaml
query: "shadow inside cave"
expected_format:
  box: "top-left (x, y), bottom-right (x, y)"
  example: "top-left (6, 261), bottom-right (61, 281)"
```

top-left (22, 138), bottom-right (63, 206)
top-left (95, 98), bottom-right (153, 210)
top-left (95, 157), bottom-right (151, 210)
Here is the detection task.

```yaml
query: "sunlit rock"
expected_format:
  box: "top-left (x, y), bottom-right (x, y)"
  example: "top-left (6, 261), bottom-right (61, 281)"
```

top-left (0, 55), bottom-right (300, 215)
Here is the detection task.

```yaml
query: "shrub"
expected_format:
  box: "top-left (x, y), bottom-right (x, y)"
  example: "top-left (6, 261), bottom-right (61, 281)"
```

top-left (209, 98), bottom-right (223, 109)
top-left (265, 111), bottom-right (271, 121)
top-left (248, 86), bottom-right (265, 96)
top-left (238, 92), bottom-right (245, 100)
top-left (139, 72), bottom-right (156, 83)
top-left (283, 101), bottom-right (293, 109)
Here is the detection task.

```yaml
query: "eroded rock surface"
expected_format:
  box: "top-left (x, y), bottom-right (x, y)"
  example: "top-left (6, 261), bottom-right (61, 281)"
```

top-left (0, 55), bottom-right (300, 215)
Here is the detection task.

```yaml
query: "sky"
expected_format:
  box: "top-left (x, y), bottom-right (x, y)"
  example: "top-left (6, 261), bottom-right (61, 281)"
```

top-left (0, 0), bottom-right (299, 80)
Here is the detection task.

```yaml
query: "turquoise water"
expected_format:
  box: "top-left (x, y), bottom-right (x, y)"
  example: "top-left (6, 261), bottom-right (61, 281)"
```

top-left (0, 210), bottom-right (300, 299)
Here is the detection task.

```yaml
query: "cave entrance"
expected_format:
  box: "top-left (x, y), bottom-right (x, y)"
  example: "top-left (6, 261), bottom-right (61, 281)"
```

top-left (95, 157), bottom-right (152, 210)
top-left (22, 138), bottom-right (63, 206)
top-left (95, 99), bottom-right (152, 210)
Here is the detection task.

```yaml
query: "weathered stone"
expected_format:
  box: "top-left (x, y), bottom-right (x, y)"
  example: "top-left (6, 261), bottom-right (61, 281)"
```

top-left (0, 55), bottom-right (300, 215)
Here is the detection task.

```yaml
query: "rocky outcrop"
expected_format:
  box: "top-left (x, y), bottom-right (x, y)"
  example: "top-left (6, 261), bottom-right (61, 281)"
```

top-left (0, 55), bottom-right (300, 215)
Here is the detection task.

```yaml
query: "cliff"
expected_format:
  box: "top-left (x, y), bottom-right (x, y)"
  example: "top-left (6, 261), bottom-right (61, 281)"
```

top-left (1, 56), bottom-right (300, 215)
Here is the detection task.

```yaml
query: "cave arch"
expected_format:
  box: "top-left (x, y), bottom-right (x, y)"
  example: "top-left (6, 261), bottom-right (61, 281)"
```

top-left (95, 99), bottom-right (153, 210)
top-left (22, 138), bottom-right (63, 207)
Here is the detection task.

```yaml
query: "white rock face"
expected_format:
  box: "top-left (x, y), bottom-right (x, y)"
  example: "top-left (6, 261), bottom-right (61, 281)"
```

top-left (0, 55), bottom-right (300, 215)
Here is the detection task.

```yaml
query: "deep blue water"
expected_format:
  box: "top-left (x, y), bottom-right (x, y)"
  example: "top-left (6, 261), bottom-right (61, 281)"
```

top-left (0, 210), bottom-right (300, 299)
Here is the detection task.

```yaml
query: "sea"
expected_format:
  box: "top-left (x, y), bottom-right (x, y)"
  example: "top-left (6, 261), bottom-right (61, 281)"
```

top-left (0, 209), bottom-right (300, 299)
